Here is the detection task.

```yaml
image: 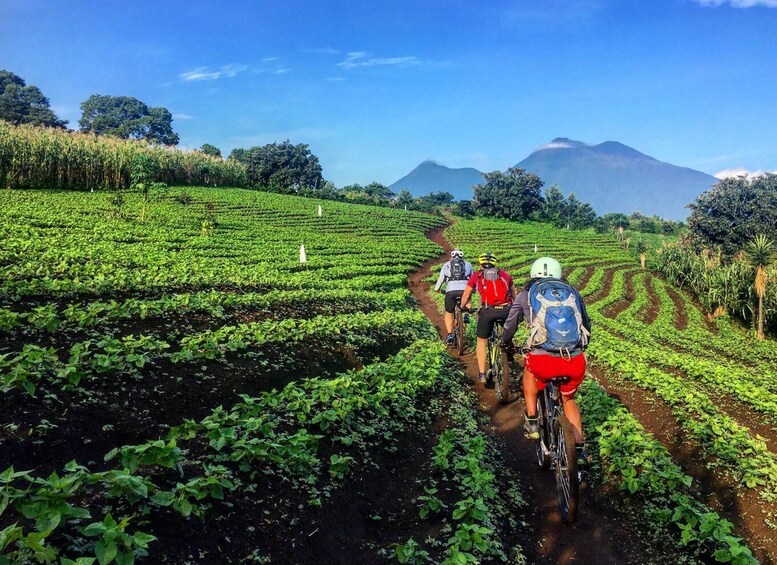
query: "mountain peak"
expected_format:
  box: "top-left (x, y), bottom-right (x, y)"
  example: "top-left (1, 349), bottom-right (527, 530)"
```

top-left (593, 141), bottom-right (650, 159)
top-left (516, 139), bottom-right (716, 220)
top-left (390, 160), bottom-right (484, 201)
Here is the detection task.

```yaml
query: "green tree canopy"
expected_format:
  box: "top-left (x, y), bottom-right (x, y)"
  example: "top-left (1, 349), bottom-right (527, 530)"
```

top-left (339, 182), bottom-right (395, 206)
top-left (0, 70), bottom-right (67, 128)
top-left (541, 184), bottom-right (565, 224)
top-left (198, 143), bottom-right (222, 158)
top-left (473, 167), bottom-right (544, 220)
top-left (228, 140), bottom-right (323, 194)
top-left (688, 174), bottom-right (777, 259)
top-left (393, 188), bottom-right (415, 209)
top-left (564, 194), bottom-right (597, 229)
top-left (79, 95), bottom-right (179, 145)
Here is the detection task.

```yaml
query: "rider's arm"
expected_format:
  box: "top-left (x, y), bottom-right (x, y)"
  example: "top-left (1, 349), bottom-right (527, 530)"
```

top-left (434, 263), bottom-right (448, 292)
top-left (460, 271), bottom-right (478, 308)
top-left (502, 292), bottom-right (525, 345)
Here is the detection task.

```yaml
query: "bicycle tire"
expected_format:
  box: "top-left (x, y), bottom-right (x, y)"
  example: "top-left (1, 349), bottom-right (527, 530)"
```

top-left (535, 394), bottom-right (551, 470)
top-left (455, 306), bottom-right (466, 356)
top-left (494, 345), bottom-right (510, 404)
top-left (554, 414), bottom-right (579, 524)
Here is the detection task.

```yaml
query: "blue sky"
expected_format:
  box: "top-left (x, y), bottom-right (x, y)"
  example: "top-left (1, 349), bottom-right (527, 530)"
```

top-left (2, 0), bottom-right (776, 186)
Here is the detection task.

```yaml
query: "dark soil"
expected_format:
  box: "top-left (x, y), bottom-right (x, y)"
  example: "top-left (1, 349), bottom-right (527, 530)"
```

top-left (642, 275), bottom-right (660, 324)
top-left (601, 269), bottom-right (638, 319)
top-left (0, 335), bottom-right (410, 477)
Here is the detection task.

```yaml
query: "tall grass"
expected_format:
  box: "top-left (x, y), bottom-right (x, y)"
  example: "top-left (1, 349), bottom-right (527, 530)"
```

top-left (0, 121), bottom-right (248, 190)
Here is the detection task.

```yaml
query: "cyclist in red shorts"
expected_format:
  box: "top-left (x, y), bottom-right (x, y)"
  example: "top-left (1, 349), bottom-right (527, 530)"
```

top-left (502, 257), bottom-right (591, 469)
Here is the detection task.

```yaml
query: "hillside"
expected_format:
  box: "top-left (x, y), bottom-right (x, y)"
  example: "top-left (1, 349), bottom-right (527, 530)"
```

top-left (517, 138), bottom-right (717, 220)
top-left (389, 159), bottom-right (483, 201)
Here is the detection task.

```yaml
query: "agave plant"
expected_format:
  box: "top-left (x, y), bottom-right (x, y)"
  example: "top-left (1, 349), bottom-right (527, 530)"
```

top-left (746, 234), bottom-right (775, 340)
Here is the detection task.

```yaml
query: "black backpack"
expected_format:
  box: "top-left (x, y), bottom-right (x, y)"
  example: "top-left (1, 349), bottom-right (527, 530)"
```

top-left (450, 257), bottom-right (467, 281)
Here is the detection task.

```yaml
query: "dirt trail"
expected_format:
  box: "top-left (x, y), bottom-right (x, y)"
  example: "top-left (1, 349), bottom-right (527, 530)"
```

top-left (409, 225), bottom-right (641, 564)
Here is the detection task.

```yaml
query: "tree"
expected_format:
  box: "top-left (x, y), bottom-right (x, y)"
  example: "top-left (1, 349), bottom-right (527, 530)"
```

top-left (746, 234), bottom-right (774, 340)
top-left (228, 140), bottom-right (323, 194)
top-left (454, 199), bottom-right (475, 217)
top-left (79, 95), bottom-right (179, 145)
top-left (473, 167), bottom-right (544, 220)
top-left (541, 185), bottom-right (565, 225)
top-left (199, 144), bottom-right (222, 158)
top-left (393, 188), bottom-right (415, 209)
top-left (568, 196), bottom-right (597, 229)
top-left (0, 70), bottom-right (67, 128)
top-left (339, 182), bottom-right (394, 206)
top-left (688, 174), bottom-right (777, 259)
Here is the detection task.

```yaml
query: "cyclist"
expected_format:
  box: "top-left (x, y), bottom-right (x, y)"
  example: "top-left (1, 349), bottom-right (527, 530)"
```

top-left (434, 249), bottom-right (474, 345)
top-left (502, 257), bottom-right (591, 470)
top-left (459, 252), bottom-right (517, 385)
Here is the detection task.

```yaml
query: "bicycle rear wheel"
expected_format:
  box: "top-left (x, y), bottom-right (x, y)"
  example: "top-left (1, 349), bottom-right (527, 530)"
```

top-left (535, 394), bottom-right (551, 470)
top-left (455, 306), bottom-right (466, 356)
top-left (554, 414), bottom-right (579, 524)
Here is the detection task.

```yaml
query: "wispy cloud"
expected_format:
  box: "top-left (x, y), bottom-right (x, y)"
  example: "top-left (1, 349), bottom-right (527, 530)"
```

top-left (337, 52), bottom-right (421, 69)
top-left (714, 168), bottom-right (777, 179)
top-left (173, 113), bottom-right (194, 121)
top-left (303, 48), bottom-right (340, 55)
top-left (691, 0), bottom-right (777, 7)
top-left (179, 64), bottom-right (248, 81)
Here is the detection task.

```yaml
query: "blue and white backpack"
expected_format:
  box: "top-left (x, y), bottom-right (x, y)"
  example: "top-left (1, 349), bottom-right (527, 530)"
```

top-left (527, 279), bottom-right (590, 354)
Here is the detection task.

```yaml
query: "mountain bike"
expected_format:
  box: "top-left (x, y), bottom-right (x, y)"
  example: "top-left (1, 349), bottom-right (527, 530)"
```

top-left (533, 373), bottom-right (579, 524)
top-left (487, 317), bottom-right (511, 404)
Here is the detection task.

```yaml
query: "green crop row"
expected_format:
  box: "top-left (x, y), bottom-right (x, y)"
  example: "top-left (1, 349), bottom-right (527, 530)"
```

top-left (0, 337), bottom-right (450, 563)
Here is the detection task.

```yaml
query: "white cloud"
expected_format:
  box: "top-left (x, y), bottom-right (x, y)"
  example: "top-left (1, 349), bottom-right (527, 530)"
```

top-left (179, 64), bottom-right (248, 81)
top-left (303, 48), bottom-right (340, 55)
top-left (173, 113), bottom-right (194, 121)
top-left (692, 0), bottom-right (777, 7)
top-left (537, 141), bottom-right (585, 150)
top-left (714, 168), bottom-right (777, 179)
top-left (337, 52), bottom-right (421, 69)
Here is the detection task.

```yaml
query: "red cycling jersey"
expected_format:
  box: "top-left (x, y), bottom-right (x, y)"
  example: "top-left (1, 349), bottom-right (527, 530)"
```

top-left (466, 270), bottom-right (513, 307)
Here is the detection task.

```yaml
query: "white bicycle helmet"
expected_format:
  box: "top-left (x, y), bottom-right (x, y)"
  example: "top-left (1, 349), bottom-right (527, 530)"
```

top-left (530, 257), bottom-right (562, 278)
top-left (451, 249), bottom-right (464, 258)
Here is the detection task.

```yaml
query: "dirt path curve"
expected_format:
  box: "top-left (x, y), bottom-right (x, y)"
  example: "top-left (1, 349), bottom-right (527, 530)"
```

top-left (408, 225), bottom-right (640, 564)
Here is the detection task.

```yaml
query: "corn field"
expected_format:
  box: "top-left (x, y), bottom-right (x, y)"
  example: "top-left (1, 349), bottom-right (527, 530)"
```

top-left (0, 122), bottom-right (248, 190)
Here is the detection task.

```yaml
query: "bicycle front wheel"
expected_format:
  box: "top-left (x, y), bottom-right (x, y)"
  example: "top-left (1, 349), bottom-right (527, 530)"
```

top-left (535, 394), bottom-right (550, 470)
top-left (494, 345), bottom-right (510, 404)
top-left (554, 415), bottom-right (579, 524)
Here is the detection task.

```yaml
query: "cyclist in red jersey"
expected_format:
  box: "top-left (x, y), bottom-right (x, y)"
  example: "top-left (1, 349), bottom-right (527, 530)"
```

top-left (459, 252), bottom-right (517, 385)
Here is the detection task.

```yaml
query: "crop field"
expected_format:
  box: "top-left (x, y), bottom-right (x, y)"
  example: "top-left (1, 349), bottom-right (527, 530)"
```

top-left (2, 188), bottom-right (775, 564)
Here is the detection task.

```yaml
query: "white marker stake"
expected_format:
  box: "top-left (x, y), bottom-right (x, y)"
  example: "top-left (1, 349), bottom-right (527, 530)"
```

top-left (317, 204), bottom-right (322, 217)
top-left (534, 244), bottom-right (538, 253)
top-left (299, 244), bottom-right (307, 264)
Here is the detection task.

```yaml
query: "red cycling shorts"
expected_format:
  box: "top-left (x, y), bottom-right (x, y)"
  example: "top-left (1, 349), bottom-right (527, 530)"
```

top-left (525, 352), bottom-right (587, 397)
